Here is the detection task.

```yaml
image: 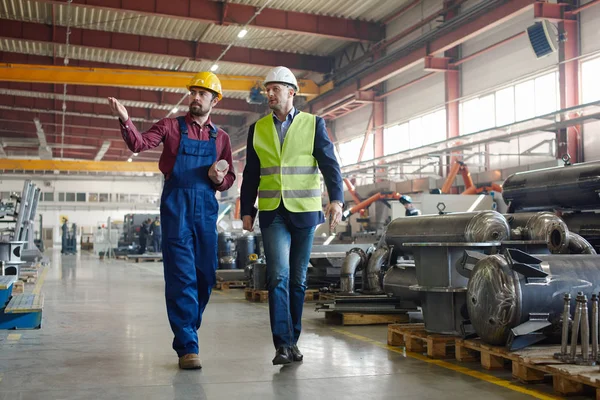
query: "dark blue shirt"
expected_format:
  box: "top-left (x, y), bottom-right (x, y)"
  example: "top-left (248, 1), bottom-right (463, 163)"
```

top-left (240, 110), bottom-right (344, 229)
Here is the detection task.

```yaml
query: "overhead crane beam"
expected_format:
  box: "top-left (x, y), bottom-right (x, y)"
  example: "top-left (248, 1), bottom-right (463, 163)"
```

top-left (0, 63), bottom-right (322, 98)
top-left (0, 159), bottom-right (160, 173)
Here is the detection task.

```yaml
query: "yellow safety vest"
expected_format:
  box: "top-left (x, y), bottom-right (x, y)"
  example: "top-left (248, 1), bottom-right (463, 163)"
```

top-left (253, 112), bottom-right (322, 212)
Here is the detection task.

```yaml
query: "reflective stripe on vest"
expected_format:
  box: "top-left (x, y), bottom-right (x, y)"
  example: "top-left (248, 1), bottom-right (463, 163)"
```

top-left (253, 112), bottom-right (321, 212)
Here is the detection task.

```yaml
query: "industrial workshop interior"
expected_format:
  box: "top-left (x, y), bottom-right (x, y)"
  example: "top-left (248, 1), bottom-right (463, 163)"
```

top-left (3, 0), bottom-right (600, 399)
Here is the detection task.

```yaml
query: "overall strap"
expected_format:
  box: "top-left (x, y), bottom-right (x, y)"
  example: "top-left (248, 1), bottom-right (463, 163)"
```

top-left (209, 124), bottom-right (218, 140)
top-left (176, 116), bottom-right (188, 136)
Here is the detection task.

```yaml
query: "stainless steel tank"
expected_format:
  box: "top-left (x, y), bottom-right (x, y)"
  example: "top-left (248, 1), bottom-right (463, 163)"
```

top-left (502, 160), bottom-right (600, 212)
top-left (384, 211), bottom-right (510, 252)
top-left (467, 250), bottom-right (600, 349)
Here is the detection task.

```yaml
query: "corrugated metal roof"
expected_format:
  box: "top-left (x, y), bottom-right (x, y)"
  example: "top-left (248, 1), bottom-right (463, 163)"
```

top-left (1, 0), bottom-right (348, 56)
top-left (0, 88), bottom-right (247, 115)
top-left (228, 0), bottom-right (411, 22)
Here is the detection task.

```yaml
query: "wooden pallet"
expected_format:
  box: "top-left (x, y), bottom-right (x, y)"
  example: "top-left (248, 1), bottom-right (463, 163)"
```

top-left (387, 324), bottom-right (458, 358)
top-left (324, 312), bottom-right (409, 326)
top-left (127, 255), bottom-right (163, 263)
top-left (455, 339), bottom-right (600, 397)
top-left (11, 280), bottom-right (24, 295)
top-left (244, 289), bottom-right (321, 303)
top-left (214, 281), bottom-right (247, 290)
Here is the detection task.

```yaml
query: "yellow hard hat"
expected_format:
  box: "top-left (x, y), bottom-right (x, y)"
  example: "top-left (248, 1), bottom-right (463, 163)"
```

top-left (187, 71), bottom-right (223, 100)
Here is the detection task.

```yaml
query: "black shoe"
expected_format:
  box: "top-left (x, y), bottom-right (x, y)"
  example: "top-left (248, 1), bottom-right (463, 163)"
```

top-left (290, 345), bottom-right (303, 362)
top-left (272, 347), bottom-right (292, 365)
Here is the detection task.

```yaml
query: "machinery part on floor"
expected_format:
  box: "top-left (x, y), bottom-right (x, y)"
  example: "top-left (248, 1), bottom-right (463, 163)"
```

top-left (218, 231), bottom-right (235, 258)
top-left (382, 262), bottom-right (420, 306)
top-left (251, 262), bottom-right (268, 290)
top-left (561, 212), bottom-right (600, 252)
top-left (315, 293), bottom-right (419, 314)
top-left (505, 212), bottom-right (569, 254)
top-left (218, 255), bottom-right (237, 270)
top-left (503, 160), bottom-right (600, 212)
top-left (382, 211), bottom-right (510, 337)
top-left (362, 246), bottom-right (390, 295)
top-left (339, 248), bottom-right (369, 294)
top-left (0, 241), bottom-right (25, 264)
top-left (555, 293), bottom-right (571, 359)
top-left (236, 234), bottom-right (256, 270)
top-left (467, 249), bottom-right (600, 350)
top-left (384, 211), bottom-right (510, 256)
top-left (567, 232), bottom-right (597, 254)
top-left (570, 293), bottom-right (583, 362)
top-left (308, 244), bottom-right (374, 288)
top-left (593, 294), bottom-right (598, 361)
top-left (216, 269), bottom-right (246, 282)
top-left (581, 294), bottom-right (591, 364)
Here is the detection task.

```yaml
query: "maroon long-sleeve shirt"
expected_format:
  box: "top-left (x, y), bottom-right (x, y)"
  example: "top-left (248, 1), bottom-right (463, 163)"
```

top-left (119, 113), bottom-right (235, 192)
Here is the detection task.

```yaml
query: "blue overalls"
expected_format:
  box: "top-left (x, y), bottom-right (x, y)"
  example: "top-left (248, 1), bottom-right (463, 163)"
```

top-left (160, 116), bottom-right (219, 357)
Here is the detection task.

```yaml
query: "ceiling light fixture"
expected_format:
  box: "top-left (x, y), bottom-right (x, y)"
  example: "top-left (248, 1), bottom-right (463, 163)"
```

top-left (210, 64), bottom-right (219, 72)
top-left (237, 29), bottom-right (248, 38)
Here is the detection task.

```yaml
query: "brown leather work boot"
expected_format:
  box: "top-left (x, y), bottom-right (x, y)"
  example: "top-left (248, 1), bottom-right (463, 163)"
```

top-left (178, 353), bottom-right (202, 369)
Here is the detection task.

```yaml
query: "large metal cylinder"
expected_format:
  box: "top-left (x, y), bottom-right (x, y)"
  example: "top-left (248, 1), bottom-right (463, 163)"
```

top-left (505, 212), bottom-right (569, 253)
top-left (384, 211), bottom-right (510, 250)
top-left (382, 263), bottom-right (420, 305)
top-left (467, 252), bottom-right (600, 346)
top-left (236, 235), bottom-right (256, 269)
top-left (252, 262), bottom-right (267, 290)
top-left (502, 161), bottom-right (600, 212)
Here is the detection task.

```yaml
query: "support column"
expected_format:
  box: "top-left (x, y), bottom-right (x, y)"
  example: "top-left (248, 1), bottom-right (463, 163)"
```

top-left (558, 14), bottom-right (581, 162)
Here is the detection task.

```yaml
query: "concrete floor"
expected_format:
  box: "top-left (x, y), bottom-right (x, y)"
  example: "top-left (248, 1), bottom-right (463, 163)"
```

top-left (0, 251), bottom-right (565, 399)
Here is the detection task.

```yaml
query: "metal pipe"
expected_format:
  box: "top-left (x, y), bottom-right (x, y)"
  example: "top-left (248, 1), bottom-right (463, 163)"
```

top-left (567, 232), bottom-right (597, 254)
top-left (561, 293), bottom-right (571, 356)
top-left (363, 246), bottom-right (389, 294)
top-left (339, 248), bottom-right (369, 294)
top-left (570, 293), bottom-right (583, 360)
top-left (592, 294), bottom-right (598, 361)
top-left (582, 294), bottom-right (590, 362)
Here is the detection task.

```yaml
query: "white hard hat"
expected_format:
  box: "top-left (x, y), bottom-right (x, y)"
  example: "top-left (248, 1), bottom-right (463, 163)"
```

top-left (264, 66), bottom-right (299, 92)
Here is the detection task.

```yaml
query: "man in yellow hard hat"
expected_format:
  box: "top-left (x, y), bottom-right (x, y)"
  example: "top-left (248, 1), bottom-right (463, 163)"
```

top-left (240, 66), bottom-right (344, 365)
top-left (107, 71), bottom-right (235, 370)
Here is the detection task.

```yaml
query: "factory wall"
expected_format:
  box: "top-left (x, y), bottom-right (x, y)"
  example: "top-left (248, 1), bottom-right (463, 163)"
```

top-left (0, 176), bottom-right (162, 246)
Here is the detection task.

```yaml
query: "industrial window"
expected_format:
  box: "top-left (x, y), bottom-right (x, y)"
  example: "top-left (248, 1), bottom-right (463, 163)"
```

top-left (495, 87), bottom-right (515, 126)
top-left (338, 136), bottom-right (365, 166)
top-left (88, 193), bottom-right (98, 202)
top-left (383, 109), bottom-right (446, 156)
top-left (76, 193), bottom-right (86, 202)
top-left (461, 71), bottom-right (559, 135)
top-left (383, 123), bottom-right (409, 156)
top-left (118, 194), bottom-right (129, 203)
top-left (58, 192), bottom-right (65, 202)
top-left (99, 193), bottom-right (110, 202)
top-left (43, 192), bottom-right (54, 202)
top-left (582, 56), bottom-right (600, 104)
top-left (65, 193), bottom-right (76, 202)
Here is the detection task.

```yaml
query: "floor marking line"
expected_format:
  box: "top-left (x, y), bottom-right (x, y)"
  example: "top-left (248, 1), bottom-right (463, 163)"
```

top-left (6, 334), bottom-right (21, 341)
top-left (32, 266), bottom-right (48, 295)
top-left (329, 327), bottom-right (563, 400)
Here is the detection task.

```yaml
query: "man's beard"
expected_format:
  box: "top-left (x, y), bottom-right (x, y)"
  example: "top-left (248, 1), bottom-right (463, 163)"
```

top-left (189, 103), bottom-right (208, 116)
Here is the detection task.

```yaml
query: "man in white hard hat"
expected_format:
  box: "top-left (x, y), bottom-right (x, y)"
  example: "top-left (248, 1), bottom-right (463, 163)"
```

top-left (240, 66), bottom-right (344, 365)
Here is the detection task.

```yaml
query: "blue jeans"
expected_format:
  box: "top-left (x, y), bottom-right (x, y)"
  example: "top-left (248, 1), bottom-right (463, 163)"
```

top-left (261, 213), bottom-right (316, 348)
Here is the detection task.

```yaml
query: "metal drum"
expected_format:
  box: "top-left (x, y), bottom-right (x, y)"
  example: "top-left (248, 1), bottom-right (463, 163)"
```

top-left (218, 232), bottom-right (235, 258)
top-left (252, 262), bottom-right (268, 290)
top-left (218, 255), bottom-right (237, 270)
